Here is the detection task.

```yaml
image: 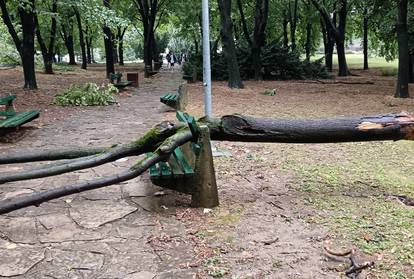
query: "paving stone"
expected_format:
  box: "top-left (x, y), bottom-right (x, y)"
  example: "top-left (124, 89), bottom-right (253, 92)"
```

top-left (69, 199), bottom-right (138, 228)
top-left (0, 216), bottom-right (37, 244)
top-left (0, 239), bottom-right (45, 277)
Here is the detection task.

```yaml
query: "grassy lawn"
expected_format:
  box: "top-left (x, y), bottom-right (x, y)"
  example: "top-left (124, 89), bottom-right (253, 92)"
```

top-left (313, 53), bottom-right (398, 69)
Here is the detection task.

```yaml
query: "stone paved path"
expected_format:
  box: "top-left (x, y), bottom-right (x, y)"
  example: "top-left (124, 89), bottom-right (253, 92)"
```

top-left (0, 71), bottom-right (199, 278)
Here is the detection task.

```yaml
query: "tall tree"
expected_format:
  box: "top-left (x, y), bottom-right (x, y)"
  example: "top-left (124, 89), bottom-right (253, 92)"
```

top-left (395, 0), bottom-right (410, 98)
top-left (103, 0), bottom-right (115, 77)
top-left (134, 0), bottom-right (169, 76)
top-left (61, 16), bottom-right (77, 65)
top-left (35, 0), bottom-right (58, 74)
top-left (0, 0), bottom-right (37, 89)
top-left (217, 0), bottom-right (243, 88)
top-left (251, 0), bottom-right (269, 80)
top-left (288, 0), bottom-right (299, 51)
top-left (311, 0), bottom-right (350, 76)
top-left (73, 6), bottom-right (87, 70)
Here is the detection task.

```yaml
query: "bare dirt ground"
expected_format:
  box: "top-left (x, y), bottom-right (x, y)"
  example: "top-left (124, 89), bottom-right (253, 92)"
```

top-left (0, 65), bottom-right (413, 279)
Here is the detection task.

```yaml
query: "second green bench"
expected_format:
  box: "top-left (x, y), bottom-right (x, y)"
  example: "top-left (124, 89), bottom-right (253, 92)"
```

top-left (0, 95), bottom-right (40, 129)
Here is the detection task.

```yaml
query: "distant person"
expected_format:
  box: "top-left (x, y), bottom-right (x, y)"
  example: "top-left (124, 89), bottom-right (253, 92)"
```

top-left (166, 52), bottom-right (171, 69)
top-left (169, 51), bottom-right (177, 71)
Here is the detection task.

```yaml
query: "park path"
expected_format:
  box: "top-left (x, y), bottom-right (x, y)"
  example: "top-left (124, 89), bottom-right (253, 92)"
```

top-left (0, 70), bottom-right (200, 278)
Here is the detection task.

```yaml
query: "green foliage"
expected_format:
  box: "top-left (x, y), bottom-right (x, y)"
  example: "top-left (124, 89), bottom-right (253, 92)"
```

top-left (184, 43), bottom-right (330, 81)
top-left (54, 83), bottom-right (118, 106)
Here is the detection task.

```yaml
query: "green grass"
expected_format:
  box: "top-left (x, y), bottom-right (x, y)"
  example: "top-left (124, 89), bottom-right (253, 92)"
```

top-left (312, 53), bottom-right (398, 69)
top-left (283, 141), bottom-right (414, 278)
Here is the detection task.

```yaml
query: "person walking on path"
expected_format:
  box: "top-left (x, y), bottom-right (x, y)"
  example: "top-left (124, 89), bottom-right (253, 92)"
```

top-left (169, 51), bottom-right (177, 71)
top-left (166, 52), bottom-right (171, 69)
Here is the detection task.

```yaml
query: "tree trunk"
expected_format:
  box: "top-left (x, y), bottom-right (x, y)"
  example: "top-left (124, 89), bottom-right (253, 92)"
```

top-left (409, 53), bottom-right (414, 83)
top-left (288, 0), bottom-right (298, 51)
top-left (335, 0), bottom-right (349, 76)
top-left (61, 19), bottom-right (77, 65)
top-left (103, 0), bottom-right (115, 77)
top-left (336, 39), bottom-right (349, 76)
top-left (236, 0), bottom-right (252, 46)
top-left (117, 27), bottom-right (126, 66)
top-left (395, 0), bottom-right (410, 98)
top-left (252, 0), bottom-right (269, 80)
top-left (217, 0), bottom-right (244, 88)
top-left (363, 7), bottom-right (369, 70)
top-left (74, 7), bottom-right (87, 70)
top-left (305, 22), bottom-right (312, 62)
top-left (283, 15), bottom-right (289, 48)
top-left (86, 38), bottom-right (92, 64)
top-left (1, 112), bottom-right (413, 214)
top-left (19, 0), bottom-right (37, 89)
top-left (34, 0), bottom-right (57, 75)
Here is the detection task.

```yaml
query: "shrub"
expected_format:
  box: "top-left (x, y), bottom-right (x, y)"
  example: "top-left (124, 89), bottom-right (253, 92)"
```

top-left (54, 83), bottom-right (118, 106)
top-left (183, 42), bottom-right (330, 81)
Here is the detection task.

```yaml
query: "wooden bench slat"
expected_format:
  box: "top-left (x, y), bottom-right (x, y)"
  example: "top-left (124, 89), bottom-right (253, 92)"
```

top-left (0, 95), bottom-right (16, 105)
top-left (0, 111), bottom-right (16, 117)
top-left (173, 148), bottom-right (194, 175)
top-left (159, 161), bottom-right (172, 176)
top-left (168, 154), bottom-right (184, 177)
top-left (0, 110), bottom-right (39, 128)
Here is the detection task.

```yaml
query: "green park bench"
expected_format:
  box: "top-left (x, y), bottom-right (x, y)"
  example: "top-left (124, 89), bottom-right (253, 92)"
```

top-left (0, 95), bottom-right (40, 129)
top-left (146, 111), bottom-right (218, 208)
top-left (110, 72), bottom-right (133, 89)
top-left (160, 82), bottom-right (188, 111)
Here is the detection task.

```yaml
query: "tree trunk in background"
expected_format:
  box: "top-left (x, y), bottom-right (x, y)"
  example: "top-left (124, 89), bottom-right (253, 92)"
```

top-left (236, 0), bottom-right (252, 47)
top-left (395, 0), bottom-right (409, 98)
top-left (1, 0), bottom-right (37, 89)
top-left (34, 0), bottom-right (57, 74)
top-left (283, 14), bottom-right (289, 48)
top-left (335, 0), bottom-right (349, 76)
top-left (113, 40), bottom-right (119, 64)
top-left (311, 0), bottom-right (349, 76)
top-left (74, 7), bottom-right (87, 70)
top-left (217, 0), bottom-right (243, 88)
top-left (363, 7), bottom-right (369, 70)
top-left (251, 0), bottom-right (269, 80)
top-left (61, 20), bottom-right (77, 65)
top-left (103, 0), bottom-right (115, 77)
top-left (409, 54), bottom-right (413, 83)
top-left (19, 0), bottom-right (37, 89)
top-left (305, 22), bottom-right (312, 62)
top-left (288, 0), bottom-right (298, 51)
top-left (151, 31), bottom-right (159, 63)
top-left (86, 38), bottom-right (92, 64)
top-left (117, 27), bottom-right (127, 66)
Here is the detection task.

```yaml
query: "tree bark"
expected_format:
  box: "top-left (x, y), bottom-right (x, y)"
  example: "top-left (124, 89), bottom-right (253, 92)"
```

top-left (395, 0), bottom-right (410, 98)
top-left (311, 0), bottom-right (349, 76)
top-left (363, 7), bottom-right (369, 70)
top-left (208, 112), bottom-right (414, 143)
top-left (217, 0), bottom-right (244, 88)
top-left (236, 0), bottom-right (252, 46)
top-left (409, 53), bottom-right (414, 83)
top-left (1, 0), bottom-right (37, 89)
top-left (288, 0), bottom-right (298, 51)
top-left (283, 14), bottom-right (289, 48)
top-left (34, 0), bottom-right (58, 74)
top-left (61, 19), bottom-right (76, 65)
top-left (251, 0), bottom-right (269, 80)
top-left (305, 21), bottom-right (312, 62)
top-left (103, 0), bottom-right (114, 77)
top-left (117, 27), bottom-right (127, 66)
top-left (19, 0), bottom-right (37, 89)
top-left (73, 7), bottom-right (87, 70)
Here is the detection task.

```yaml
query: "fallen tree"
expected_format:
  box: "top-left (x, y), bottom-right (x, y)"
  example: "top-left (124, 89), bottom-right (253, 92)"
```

top-left (0, 112), bottom-right (413, 214)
